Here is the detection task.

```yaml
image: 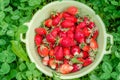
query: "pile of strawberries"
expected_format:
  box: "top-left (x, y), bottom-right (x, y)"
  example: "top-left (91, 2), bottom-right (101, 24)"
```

top-left (34, 6), bottom-right (99, 74)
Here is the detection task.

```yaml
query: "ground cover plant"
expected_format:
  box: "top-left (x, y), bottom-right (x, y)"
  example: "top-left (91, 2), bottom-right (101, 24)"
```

top-left (0, 0), bottom-right (120, 80)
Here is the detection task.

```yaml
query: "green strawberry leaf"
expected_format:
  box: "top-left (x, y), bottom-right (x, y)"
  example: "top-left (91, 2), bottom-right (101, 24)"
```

top-left (71, 57), bottom-right (81, 64)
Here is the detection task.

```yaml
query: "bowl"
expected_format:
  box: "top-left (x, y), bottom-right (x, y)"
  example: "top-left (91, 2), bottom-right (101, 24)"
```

top-left (20, 0), bottom-right (113, 79)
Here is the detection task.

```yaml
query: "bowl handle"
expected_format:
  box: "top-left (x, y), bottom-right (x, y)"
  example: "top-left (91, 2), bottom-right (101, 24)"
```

top-left (20, 22), bottom-right (30, 43)
top-left (104, 33), bottom-right (113, 54)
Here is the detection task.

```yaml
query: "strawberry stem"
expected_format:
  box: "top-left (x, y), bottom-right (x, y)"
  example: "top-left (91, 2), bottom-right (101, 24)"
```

top-left (79, 42), bottom-right (86, 48)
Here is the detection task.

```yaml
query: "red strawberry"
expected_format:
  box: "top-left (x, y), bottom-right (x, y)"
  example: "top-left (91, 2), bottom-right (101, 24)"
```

top-left (61, 20), bottom-right (74, 28)
top-left (51, 27), bottom-right (60, 37)
top-left (67, 30), bottom-right (74, 39)
top-left (52, 16), bottom-right (61, 26)
top-left (81, 51), bottom-right (89, 59)
top-left (75, 30), bottom-right (85, 43)
top-left (69, 26), bottom-right (75, 32)
top-left (71, 46), bottom-right (80, 56)
top-left (62, 12), bottom-right (71, 18)
top-left (37, 45), bottom-right (49, 57)
top-left (59, 63), bottom-right (73, 74)
top-left (49, 43), bottom-right (54, 49)
top-left (63, 48), bottom-right (72, 59)
top-left (46, 34), bottom-right (55, 43)
top-left (71, 40), bottom-right (77, 47)
top-left (34, 34), bottom-right (42, 47)
top-left (60, 37), bottom-right (74, 47)
top-left (54, 46), bottom-right (64, 60)
top-left (77, 58), bottom-right (85, 63)
top-left (90, 38), bottom-right (98, 50)
top-left (59, 31), bottom-right (67, 38)
top-left (82, 45), bottom-right (90, 52)
top-left (35, 28), bottom-right (46, 35)
top-left (83, 57), bottom-right (93, 66)
top-left (48, 58), bottom-right (57, 69)
top-left (83, 27), bottom-right (90, 37)
top-left (71, 64), bottom-right (82, 72)
top-left (93, 30), bottom-right (99, 39)
top-left (65, 16), bottom-right (77, 23)
top-left (44, 19), bottom-right (52, 27)
top-left (63, 59), bottom-right (69, 64)
top-left (54, 46), bottom-right (59, 53)
top-left (89, 22), bottom-right (95, 29)
top-left (49, 49), bottom-right (54, 57)
top-left (42, 56), bottom-right (49, 65)
top-left (66, 6), bottom-right (78, 15)
top-left (77, 22), bottom-right (86, 29)
top-left (84, 16), bottom-right (89, 22)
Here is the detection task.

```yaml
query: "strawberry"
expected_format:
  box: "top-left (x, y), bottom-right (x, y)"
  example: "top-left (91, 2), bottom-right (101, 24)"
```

top-left (71, 64), bottom-right (82, 72)
top-left (93, 30), bottom-right (99, 39)
top-left (82, 45), bottom-right (90, 52)
top-left (61, 20), bottom-right (74, 28)
top-left (63, 48), bottom-right (72, 59)
top-left (49, 43), bottom-right (54, 49)
top-left (65, 16), bottom-right (77, 23)
top-left (35, 28), bottom-right (46, 35)
top-left (52, 16), bottom-right (61, 26)
top-left (84, 16), bottom-right (89, 22)
top-left (69, 26), bottom-right (75, 32)
top-left (62, 12), bottom-right (71, 18)
top-left (60, 37), bottom-right (74, 47)
top-left (77, 22), bottom-right (86, 29)
top-left (81, 51), bottom-right (89, 59)
top-left (49, 49), bottom-right (54, 57)
top-left (48, 58), bottom-right (57, 69)
top-left (90, 38), bottom-right (98, 50)
top-left (46, 34), bottom-right (55, 44)
top-left (66, 6), bottom-right (78, 15)
top-left (44, 18), bottom-right (52, 27)
top-left (83, 57), bottom-right (93, 67)
top-left (83, 27), bottom-right (90, 37)
top-left (59, 31), bottom-right (67, 38)
top-left (75, 30), bottom-right (85, 43)
top-left (89, 22), bottom-right (95, 29)
top-left (67, 30), bottom-right (74, 39)
top-left (77, 58), bottom-right (85, 63)
top-left (51, 27), bottom-right (60, 37)
top-left (54, 46), bottom-right (64, 60)
top-left (37, 45), bottom-right (49, 57)
top-left (42, 56), bottom-right (49, 65)
top-left (63, 59), bottom-right (69, 64)
top-left (54, 46), bottom-right (59, 53)
top-left (59, 63), bottom-right (73, 74)
top-left (34, 34), bottom-right (42, 47)
top-left (71, 46), bottom-right (80, 56)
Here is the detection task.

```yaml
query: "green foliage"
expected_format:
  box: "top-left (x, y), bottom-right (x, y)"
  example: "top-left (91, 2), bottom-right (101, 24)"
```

top-left (0, 62), bottom-right (10, 75)
top-left (0, 0), bottom-right (120, 80)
